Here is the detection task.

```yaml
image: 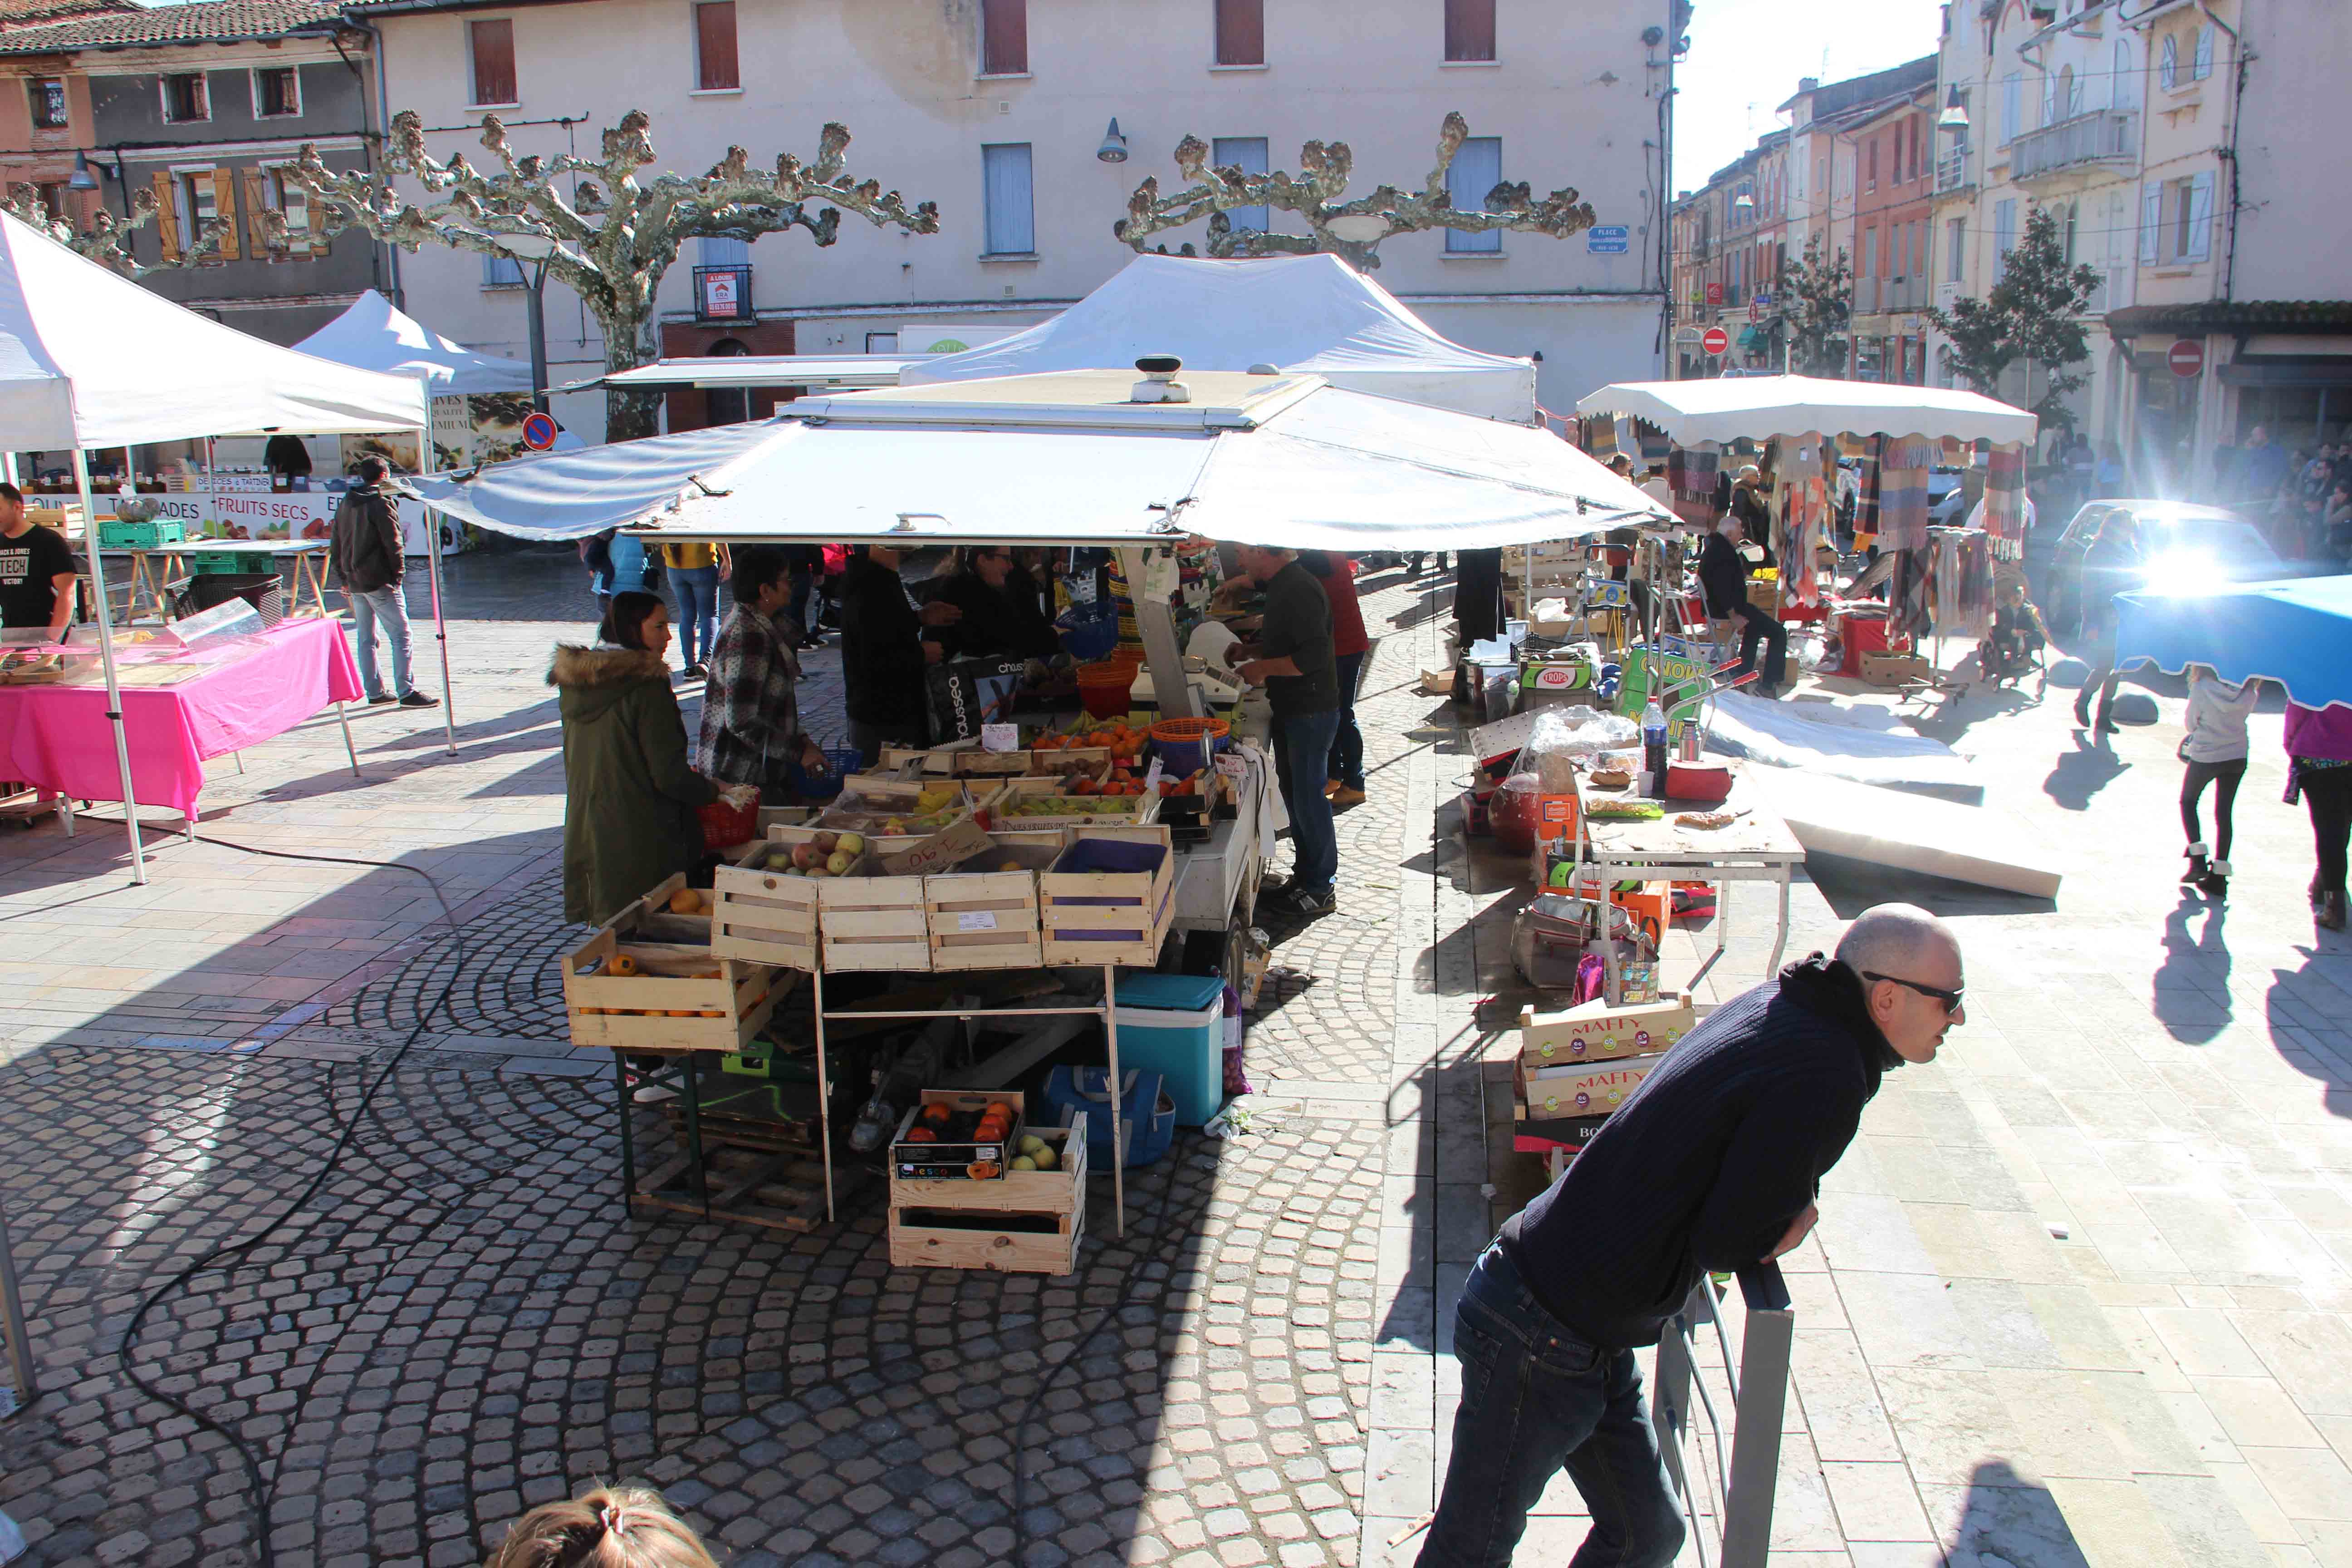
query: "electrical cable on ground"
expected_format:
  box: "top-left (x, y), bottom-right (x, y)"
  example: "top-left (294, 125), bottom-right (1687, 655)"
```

top-left (71, 818), bottom-right (472, 1568)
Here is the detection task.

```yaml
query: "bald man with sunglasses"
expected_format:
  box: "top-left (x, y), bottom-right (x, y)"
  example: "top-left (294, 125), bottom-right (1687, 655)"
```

top-left (1421, 903), bottom-right (1963, 1568)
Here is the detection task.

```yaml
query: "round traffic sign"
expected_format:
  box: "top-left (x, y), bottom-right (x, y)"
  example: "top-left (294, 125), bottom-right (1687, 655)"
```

top-left (1702, 326), bottom-right (1730, 356)
top-left (521, 411), bottom-right (559, 450)
top-left (2167, 339), bottom-right (2205, 379)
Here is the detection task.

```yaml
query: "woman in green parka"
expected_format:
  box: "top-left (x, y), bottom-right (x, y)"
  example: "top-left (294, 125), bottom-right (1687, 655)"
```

top-left (552, 590), bottom-right (753, 925)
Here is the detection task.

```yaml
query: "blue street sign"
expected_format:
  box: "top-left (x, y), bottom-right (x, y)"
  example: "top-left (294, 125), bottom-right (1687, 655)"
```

top-left (521, 412), bottom-right (559, 451)
top-left (1586, 225), bottom-right (1630, 254)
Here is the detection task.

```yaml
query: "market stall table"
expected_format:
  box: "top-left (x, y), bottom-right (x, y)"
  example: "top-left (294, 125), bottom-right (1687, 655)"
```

top-left (0, 618), bottom-right (361, 832)
top-left (1571, 766), bottom-right (1805, 1006)
top-left (143, 538), bottom-right (336, 619)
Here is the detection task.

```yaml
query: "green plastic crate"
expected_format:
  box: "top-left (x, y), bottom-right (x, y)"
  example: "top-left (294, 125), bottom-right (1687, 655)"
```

top-left (185, 550), bottom-right (245, 575)
top-left (98, 517), bottom-right (186, 549)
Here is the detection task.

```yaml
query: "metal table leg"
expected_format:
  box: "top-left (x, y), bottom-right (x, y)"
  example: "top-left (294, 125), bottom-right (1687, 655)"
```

top-left (680, 1054), bottom-right (710, 1218)
top-left (1768, 867), bottom-right (1792, 975)
top-left (614, 1050), bottom-right (637, 1210)
top-left (335, 701), bottom-right (360, 777)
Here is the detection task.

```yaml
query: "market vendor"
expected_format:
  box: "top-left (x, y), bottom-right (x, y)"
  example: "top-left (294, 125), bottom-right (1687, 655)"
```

top-left (0, 483), bottom-right (75, 639)
top-left (927, 545), bottom-right (1058, 662)
top-left (840, 543), bottom-right (962, 767)
top-left (553, 590), bottom-right (752, 925)
top-left (1700, 506), bottom-right (1787, 699)
top-left (697, 545), bottom-right (827, 794)
top-left (1233, 543), bottom-right (1341, 918)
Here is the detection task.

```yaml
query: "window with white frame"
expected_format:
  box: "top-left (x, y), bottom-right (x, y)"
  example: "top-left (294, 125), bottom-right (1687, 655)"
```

top-left (2112, 38), bottom-right (2136, 108)
top-left (1947, 217), bottom-right (1965, 283)
top-left (694, 1), bottom-right (739, 91)
top-left (981, 142), bottom-right (1034, 254)
top-left (2001, 72), bottom-right (2021, 143)
top-left (2159, 32), bottom-right (2178, 91)
top-left (162, 72), bottom-right (208, 124)
top-left (27, 77), bottom-right (65, 129)
top-left (482, 253), bottom-right (525, 288)
top-left (469, 19), bottom-right (518, 107)
top-left (174, 167), bottom-right (219, 259)
top-left (2193, 22), bottom-right (2214, 81)
top-left (252, 65), bottom-right (299, 118)
top-left (1444, 136), bottom-right (1502, 252)
top-left (265, 164), bottom-right (313, 255)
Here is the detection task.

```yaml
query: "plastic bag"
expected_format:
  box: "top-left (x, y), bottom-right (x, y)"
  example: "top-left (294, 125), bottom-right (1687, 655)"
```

top-left (1510, 708), bottom-right (1640, 794)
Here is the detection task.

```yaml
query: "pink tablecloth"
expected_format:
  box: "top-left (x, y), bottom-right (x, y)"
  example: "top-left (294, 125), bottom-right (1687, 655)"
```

top-left (0, 619), bottom-right (363, 817)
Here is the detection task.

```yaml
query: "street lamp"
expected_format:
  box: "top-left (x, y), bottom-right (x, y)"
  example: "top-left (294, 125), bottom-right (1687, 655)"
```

top-left (67, 152), bottom-right (98, 192)
top-left (490, 230), bottom-right (578, 415)
top-left (1938, 86), bottom-right (1970, 132)
top-left (1095, 118), bottom-right (1129, 164)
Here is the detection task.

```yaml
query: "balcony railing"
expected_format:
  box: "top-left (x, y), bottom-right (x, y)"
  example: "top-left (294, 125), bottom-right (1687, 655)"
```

top-left (1934, 149), bottom-right (1974, 195)
top-left (1652, 1264), bottom-right (1796, 1568)
top-left (1855, 277), bottom-right (1931, 316)
top-left (2009, 109), bottom-right (2137, 182)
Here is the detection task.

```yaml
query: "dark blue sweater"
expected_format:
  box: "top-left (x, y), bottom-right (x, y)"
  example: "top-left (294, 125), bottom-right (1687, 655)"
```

top-left (1499, 957), bottom-right (1898, 1349)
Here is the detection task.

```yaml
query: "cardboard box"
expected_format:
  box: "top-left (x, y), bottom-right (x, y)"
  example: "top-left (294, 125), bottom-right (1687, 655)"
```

top-left (1860, 651), bottom-right (1932, 687)
top-left (1520, 1057), bottom-right (1660, 1118)
top-left (1511, 1112), bottom-right (1610, 1157)
top-left (1518, 994), bottom-right (1695, 1067)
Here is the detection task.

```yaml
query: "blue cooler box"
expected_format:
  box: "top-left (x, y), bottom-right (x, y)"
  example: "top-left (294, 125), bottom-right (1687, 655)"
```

top-left (1112, 972), bottom-right (1229, 1125)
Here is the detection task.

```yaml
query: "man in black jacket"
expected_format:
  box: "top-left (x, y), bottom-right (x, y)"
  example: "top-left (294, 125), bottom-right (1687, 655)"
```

top-left (328, 456), bottom-right (436, 708)
top-left (839, 544), bottom-right (960, 767)
top-left (1698, 510), bottom-right (1788, 698)
top-left (1418, 903), bottom-right (1965, 1568)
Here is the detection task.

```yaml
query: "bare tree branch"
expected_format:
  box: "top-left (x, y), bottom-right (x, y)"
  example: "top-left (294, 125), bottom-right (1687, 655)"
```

top-left (4, 183), bottom-right (236, 275)
top-left (293, 111), bottom-right (940, 439)
top-left (1115, 113), bottom-right (1597, 270)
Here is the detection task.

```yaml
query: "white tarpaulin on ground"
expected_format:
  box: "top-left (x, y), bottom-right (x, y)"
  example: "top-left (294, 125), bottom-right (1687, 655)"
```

top-left (1574, 374), bottom-right (2038, 447)
top-left (1702, 689), bottom-right (1984, 803)
top-left (904, 255), bottom-right (1539, 424)
top-left (292, 289), bottom-right (534, 397)
top-left (0, 212), bottom-right (430, 446)
top-left (407, 369), bottom-right (1665, 547)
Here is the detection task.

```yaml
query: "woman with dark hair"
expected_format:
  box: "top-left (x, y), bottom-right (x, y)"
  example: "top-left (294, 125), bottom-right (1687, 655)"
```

top-left (698, 546), bottom-right (827, 793)
top-left (927, 545), bottom-right (1059, 662)
top-left (551, 590), bottom-right (748, 924)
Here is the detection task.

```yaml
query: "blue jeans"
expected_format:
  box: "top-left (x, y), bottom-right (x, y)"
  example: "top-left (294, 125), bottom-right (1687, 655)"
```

top-left (348, 584), bottom-right (413, 700)
top-left (1273, 706), bottom-right (1342, 897)
top-left (1327, 651), bottom-right (1366, 791)
top-left (789, 569), bottom-right (819, 641)
top-left (672, 565), bottom-right (720, 665)
top-left (1419, 1245), bottom-right (1685, 1568)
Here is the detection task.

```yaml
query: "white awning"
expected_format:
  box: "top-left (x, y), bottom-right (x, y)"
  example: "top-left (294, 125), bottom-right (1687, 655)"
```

top-left (407, 369), bottom-right (1665, 548)
top-left (1575, 374), bottom-right (2038, 447)
top-left (577, 354), bottom-right (936, 392)
top-left (0, 212), bottom-right (427, 446)
top-left (292, 289), bottom-right (534, 397)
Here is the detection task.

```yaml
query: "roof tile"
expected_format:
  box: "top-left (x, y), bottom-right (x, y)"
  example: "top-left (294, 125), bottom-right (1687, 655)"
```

top-left (0, 0), bottom-right (345, 53)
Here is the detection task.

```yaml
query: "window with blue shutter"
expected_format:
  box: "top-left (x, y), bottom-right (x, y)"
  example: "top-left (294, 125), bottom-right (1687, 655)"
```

top-left (2139, 182), bottom-right (2161, 265)
top-left (2193, 23), bottom-right (2214, 81)
top-left (2159, 33), bottom-right (2177, 91)
top-left (2185, 172), bottom-right (2214, 260)
top-left (699, 237), bottom-right (750, 267)
top-left (482, 253), bottom-right (524, 288)
top-left (2001, 73), bottom-right (2021, 143)
top-left (1444, 136), bottom-right (1501, 253)
top-left (1211, 137), bottom-right (1269, 235)
top-left (982, 143), bottom-right (1034, 255)
top-left (1993, 199), bottom-right (2016, 281)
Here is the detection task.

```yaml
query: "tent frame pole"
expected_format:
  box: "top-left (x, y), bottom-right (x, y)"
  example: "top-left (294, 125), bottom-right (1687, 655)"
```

top-left (70, 447), bottom-right (147, 884)
top-left (415, 393), bottom-right (457, 754)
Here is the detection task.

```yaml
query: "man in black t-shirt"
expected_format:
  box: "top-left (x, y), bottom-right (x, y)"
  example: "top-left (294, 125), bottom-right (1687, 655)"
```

top-left (0, 483), bottom-right (75, 637)
top-left (1235, 543), bottom-right (1340, 917)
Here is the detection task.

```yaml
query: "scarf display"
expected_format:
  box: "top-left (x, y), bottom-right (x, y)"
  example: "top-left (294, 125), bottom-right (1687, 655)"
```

top-left (1892, 547), bottom-right (1932, 644)
top-left (1777, 438), bottom-right (1829, 608)
top-left (1877, 437), bottom-right (1936, 555)
top-left (1666, 444), bottom-right (1722, 528)
top-left (1984, 443), bottom-right (2028, 561)
top-left (1850, 436), bottom-right (1884, 551)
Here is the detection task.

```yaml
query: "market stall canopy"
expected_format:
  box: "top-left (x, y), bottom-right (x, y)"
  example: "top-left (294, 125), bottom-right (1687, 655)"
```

top-left (292, 289), bottom-right (534, 397)
top-left (903, 255), bottom-right (1539, 424)
top-left (0, 212), bottom-right (427, 446)
top-left (578, 355), bottom-right (935, 392)
top-left (406, 368), bottom-right (1664, 548)
top-left (2115, 573), bottom-right (2352, 712)
top-left (1575, 374), bottom-right (2038, 447)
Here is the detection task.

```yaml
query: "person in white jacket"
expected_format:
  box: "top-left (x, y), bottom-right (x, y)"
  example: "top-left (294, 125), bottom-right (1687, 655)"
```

top-left (2180, 663), bottom-right (2260, 899)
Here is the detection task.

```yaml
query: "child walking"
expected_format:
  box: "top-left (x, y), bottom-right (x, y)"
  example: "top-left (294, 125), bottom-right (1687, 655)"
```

top-left (2180, 663), bottom-right (2259, 899)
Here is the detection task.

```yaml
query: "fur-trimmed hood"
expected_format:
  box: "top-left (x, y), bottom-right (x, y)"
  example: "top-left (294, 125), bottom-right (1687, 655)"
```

top-left (549, 643), bottom-right (668, 690)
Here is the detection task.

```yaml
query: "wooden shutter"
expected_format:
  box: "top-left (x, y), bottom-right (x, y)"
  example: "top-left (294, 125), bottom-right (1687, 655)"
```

top-left (242, 170), bottom-right (271, 255)
top-left (1444, 0), bottom-right (1494, 63)
top-left (2138, 181), bottom-right (2160, 265)
top-left (211, 167), bottom-right (240, 259)
top-left (981, 0), bottom-right (1027, 75)
top-left (1214, 0), bottom-right (1263, 66)
top-left (695, 1), bottom-right (739, 90)
top-left (149, 170), bottom-right (179, 262)
top-left (2186, 171), bottom-right (2214, 261)
top-left (470, 19), bottom-right (516, 105)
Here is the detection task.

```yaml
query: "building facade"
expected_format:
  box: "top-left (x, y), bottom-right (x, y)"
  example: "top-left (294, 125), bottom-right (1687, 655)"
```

top-left (356, 0), bottom-right (1681, 438)
top-left (0, 0), bottom-right (387, 346)
top-left (1839, 81), bottom-right (1935, 384)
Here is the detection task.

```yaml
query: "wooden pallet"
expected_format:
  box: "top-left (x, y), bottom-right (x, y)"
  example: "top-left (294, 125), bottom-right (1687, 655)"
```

top-left (629, 1144), bottom-right (854, 1233)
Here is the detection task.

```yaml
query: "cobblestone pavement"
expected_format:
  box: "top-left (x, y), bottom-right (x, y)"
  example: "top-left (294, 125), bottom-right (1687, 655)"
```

top-left (0, 549), bottom-right (1432, 1568)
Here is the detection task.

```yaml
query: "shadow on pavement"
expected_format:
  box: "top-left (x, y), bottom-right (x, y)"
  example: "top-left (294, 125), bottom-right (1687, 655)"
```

top-left (2041, 730), bottom-right (2133, 812)
top-left (2154, 893), bottom-right (2234, 1045)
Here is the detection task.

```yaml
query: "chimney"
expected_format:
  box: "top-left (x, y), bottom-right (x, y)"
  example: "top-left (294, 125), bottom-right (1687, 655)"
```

top-left (1798, 76), bottom-right (1819, 93)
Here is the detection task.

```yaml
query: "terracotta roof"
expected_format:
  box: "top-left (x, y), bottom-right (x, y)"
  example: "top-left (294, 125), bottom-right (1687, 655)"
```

top-left (0, 0), bottom-right (347, 52)
top-left (0, 0), bottom-right (133, 32)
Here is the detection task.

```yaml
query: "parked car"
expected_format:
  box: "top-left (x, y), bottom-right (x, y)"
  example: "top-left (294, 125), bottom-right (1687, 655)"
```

top-left (2043, 500), bottom-right (2300, 634)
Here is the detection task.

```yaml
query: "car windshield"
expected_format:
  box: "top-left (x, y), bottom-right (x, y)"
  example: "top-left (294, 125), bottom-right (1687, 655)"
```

top-left (2135, 514), bottom-right (2280, 568)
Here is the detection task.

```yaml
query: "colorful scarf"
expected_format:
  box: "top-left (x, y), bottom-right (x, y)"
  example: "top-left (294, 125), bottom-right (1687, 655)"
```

top-left (1984, 443), bottom-right (2028, 561)
top-left (1851, 436), bottom-right (1884, 551)
top-left (1877, 437), bottom-right (1936, 555)
top-left (1779, 438), bottom-right (1828, 608)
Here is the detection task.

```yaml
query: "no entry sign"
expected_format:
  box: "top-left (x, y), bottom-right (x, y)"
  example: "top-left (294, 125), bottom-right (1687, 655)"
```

top-left (2167, 339), bottom-right (2205, 379)
top-left (1702, 326), bottom-right (1730, 356)
top-left (521, 411), bottom-right (559, 450)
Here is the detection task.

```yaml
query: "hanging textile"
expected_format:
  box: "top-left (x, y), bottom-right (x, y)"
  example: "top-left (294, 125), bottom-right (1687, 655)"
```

top-left (1952, 530), bottom-right (1994, 639)
top-left (1582, 416), bottom-right (1618, 460)
top-left (1666, 442), bottom-right (1721, 528)
top-left (1892, 547), bottom-right (1933, 644)
top-left (1779, 437), bottom-right (1828, 608)
top-left (1851, 436), bottom-right (1884, 551)
top-left (1983, 442), bottom-right (2028, 561)
top-left (1877, 436), bottom-right (1936, 555)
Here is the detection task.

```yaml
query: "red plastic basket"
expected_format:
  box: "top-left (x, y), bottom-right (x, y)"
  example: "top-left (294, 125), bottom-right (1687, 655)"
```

top-left (697, 794), bottom-right (760, 852)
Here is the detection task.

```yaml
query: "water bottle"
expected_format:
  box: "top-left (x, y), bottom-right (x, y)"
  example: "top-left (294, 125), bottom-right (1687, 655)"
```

top-left (1642, 697), bottom-right (1668, 797)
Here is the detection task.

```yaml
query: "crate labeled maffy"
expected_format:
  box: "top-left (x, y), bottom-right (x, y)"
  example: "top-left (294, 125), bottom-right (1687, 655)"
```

top-left (888, 1090), bottom-right (1030, 1181)
top-left (890, 1112), bottom-right (1088, 1275)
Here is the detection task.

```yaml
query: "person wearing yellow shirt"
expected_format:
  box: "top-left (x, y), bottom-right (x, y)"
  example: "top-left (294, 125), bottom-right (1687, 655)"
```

top-left (662, 540), bottom-right (730, 679)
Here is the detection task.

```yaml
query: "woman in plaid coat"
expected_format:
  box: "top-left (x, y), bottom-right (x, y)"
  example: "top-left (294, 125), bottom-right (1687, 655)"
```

top-left (697, 546), bottom-right (827, 793)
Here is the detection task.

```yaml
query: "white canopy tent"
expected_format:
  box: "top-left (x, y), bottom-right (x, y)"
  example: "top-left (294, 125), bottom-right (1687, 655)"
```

top-left (408, 369), bottom-right (1664, 549)
top-left (292, 289), bottom-right (534, 396)
top-left (1574, 374), bottom-right (2038, 447)
top-left (0, 211), bottom-right (431, 879)
top-left (904, 255), bottom-right (1540, 425)
top-left (581, 355), bottom-right (935, 393)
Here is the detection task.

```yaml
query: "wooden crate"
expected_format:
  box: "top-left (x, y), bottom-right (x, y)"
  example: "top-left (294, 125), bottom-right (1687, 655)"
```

top-left (816, 861), bottom-right (933, 972)
top-left (982, 775), bottom-right (1163, 833)
top-left (1039, 825), bottom-right (1176, 968)
top-left (779, 778), bottom-right (980, 851)
top-left (925, 842), bottom-right (1060, 971)
top-left (710, 841), bottom-right (821, 970)
top-left (889, 1115), bottom-right (1087, 1275)
top-left (561, 887), bottom-right (786, 1052)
